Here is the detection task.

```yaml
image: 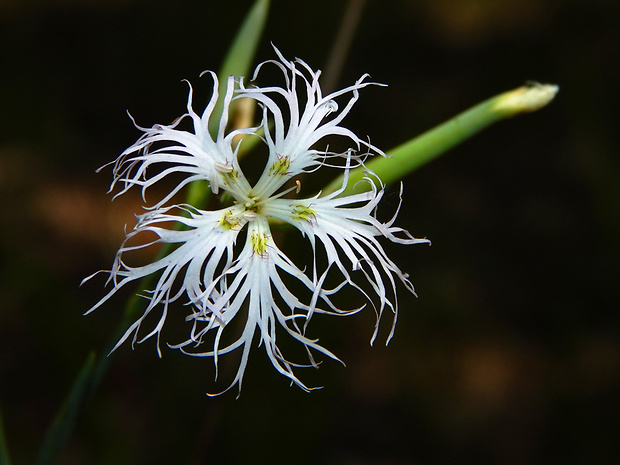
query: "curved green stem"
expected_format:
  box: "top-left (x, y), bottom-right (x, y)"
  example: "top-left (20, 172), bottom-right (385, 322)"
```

top-left (324, 82), bottom-right (559, 195)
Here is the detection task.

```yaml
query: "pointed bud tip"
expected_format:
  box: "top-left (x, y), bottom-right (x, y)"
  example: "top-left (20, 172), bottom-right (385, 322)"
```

top-left (496, 82), bottom-right (559, 115)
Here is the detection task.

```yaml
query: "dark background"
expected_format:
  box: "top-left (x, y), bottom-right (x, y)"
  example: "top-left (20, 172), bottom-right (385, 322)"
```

top-left (1, 0), bottom-right (619, 464)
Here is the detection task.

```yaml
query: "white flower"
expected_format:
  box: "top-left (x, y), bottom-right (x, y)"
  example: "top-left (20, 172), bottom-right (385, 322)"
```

top-left (85, 47), bottom-right (429, 394)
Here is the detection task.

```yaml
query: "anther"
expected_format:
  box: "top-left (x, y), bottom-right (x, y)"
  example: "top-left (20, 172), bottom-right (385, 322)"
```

top-left (214, 162), bottom-right (234, 173)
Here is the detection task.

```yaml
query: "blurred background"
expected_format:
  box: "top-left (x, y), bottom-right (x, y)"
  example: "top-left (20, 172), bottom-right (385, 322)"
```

top-left (1, 0), bottom-right (619, 464)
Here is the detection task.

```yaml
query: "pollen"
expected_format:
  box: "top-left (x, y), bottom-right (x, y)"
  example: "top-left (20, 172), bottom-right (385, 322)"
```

top-left (243, 196), bottom-right (261, 214)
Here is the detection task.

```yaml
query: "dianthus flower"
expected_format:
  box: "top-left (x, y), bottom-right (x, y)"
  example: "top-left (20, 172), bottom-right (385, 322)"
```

top-left (85, 47), bottom-right (429, 394)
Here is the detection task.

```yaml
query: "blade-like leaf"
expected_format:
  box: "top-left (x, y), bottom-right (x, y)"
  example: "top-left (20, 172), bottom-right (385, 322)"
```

top-left (207, 0), bottom-right (270, 138)
top-left (0, 403), bottom-right (13, 465)
top-left (217, 0), bottom-right (270, 100)
top-left (188, 0), bottom-right (270, 208)
top-left (36, 353), bottom-right (95, 465)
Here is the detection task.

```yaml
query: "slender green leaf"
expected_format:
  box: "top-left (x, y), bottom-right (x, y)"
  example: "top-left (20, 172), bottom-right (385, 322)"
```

top-left (209, 0), bottom-right (269, 135)
top-left (0, 403), bottom-right (13, 465)
top-left (188, 0), bottom-right (270, 208)
top-left (216, 0), bottom-right (270, 108)
top-left (36, 353), bottom-right (96, 465)
top-left (324, 82), bottom-right (559, 195)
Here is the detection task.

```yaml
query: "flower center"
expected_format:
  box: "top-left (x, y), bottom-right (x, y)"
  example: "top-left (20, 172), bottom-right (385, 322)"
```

top-left (243, 197), bottom-right (261, 214)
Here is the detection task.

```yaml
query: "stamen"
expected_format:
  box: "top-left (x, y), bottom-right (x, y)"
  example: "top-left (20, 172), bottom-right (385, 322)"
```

top-left (258, 182), bottom-right (300, 203)
top-left (214, 162), bottom-right (234, 173)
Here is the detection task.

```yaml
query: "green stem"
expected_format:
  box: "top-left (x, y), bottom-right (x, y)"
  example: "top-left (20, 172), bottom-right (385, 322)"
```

top-left (324, 82), bottom-right (559, 195)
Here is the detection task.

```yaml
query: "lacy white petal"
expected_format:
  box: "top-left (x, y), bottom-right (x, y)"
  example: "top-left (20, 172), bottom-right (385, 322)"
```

top-left (103, 74), bottom-right (253, 207)
top-left (237, 45), bottom-right (385, 198)
top-left (264, 178), bottom-right (430, 344)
